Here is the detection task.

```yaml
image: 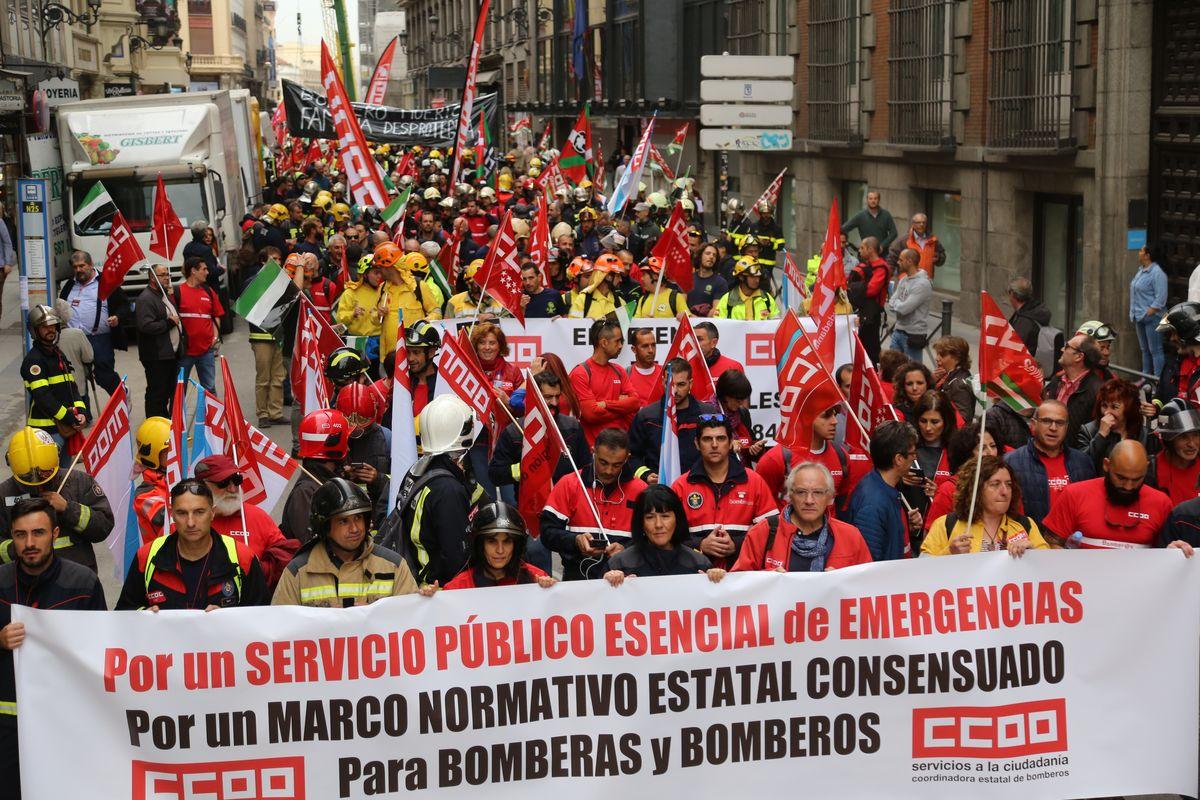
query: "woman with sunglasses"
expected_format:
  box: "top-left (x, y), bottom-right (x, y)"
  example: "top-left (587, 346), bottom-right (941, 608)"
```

top-left (604, 485), bottom-right (724, 584)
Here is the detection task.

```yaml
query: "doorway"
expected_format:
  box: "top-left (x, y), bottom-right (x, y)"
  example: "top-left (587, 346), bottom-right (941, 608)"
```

top-left (1033, 194), bottom-right (1084, 335)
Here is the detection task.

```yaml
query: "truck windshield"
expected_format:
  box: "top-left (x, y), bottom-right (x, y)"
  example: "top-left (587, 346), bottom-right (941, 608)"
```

top-left (71, 178), bottom-right (207, 235)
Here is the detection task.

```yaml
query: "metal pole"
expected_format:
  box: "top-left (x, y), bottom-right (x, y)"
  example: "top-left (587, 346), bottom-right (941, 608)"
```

top-left (941, 298), bottom-right (954, 337)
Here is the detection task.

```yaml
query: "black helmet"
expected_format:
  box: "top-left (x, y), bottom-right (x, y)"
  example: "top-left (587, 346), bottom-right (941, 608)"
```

top-left (1157, 302), bottom-right (1200, 344)
top-left (325, 346), bottom-right (369, 386)
top-left (308, 477), bottom-right (373, 539)
top-left (467, 502), bottom-right (529, 565)
top-left (405, 320), bottom-right (441, 350)
top-left (1159, 398), bottom-right (1200, 440)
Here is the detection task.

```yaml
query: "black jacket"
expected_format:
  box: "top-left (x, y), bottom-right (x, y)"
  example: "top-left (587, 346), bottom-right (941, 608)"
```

top-left (489, 413), bottom-right (590, 493)
top-left (0, 557), bottom-right (106, 712)
top-left (57, 280), bottom-right (132, 349)
top-left (115, 531), bottom-right (269, 610)
top-left (1161, 496), bottom-right (1200, 547)
top-left (281, 460), bottom-right (339, 544)
top-left (938, 367), bottom-right (975, 422)
top-left (1074, 420), bottom-right (1154, 474)
top-left (628, 396), bottom-right (719, 481)
top-left (135, 284), bottom-right (180, 362)
top-left (0, 472), bottom-right (113, 573)
top-left (607, 542), bottom-right (711, 577)
top-left (1009, 300), bottom-right (1051, 356)
top-left (1043, 370), bottom-right (1104, 447)
top-left (393, 454), bottom-right (474, 586)
top-left (21, 341), bottom-right (88, 434)
top-left (983, 403), bottom-right (1032, 451)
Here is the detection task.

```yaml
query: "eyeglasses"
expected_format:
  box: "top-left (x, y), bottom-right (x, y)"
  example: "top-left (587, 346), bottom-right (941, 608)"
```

top-left (698, 413), bottom-right (728, 423)
top-left (789, 488), bottom-right (830, 499)
top-left (1034, 417), bottom-right (1068, 428)
top-left (212, 474), bottom-right (243, 489)
top-left (1062, 344), bottom-right (1081, 354)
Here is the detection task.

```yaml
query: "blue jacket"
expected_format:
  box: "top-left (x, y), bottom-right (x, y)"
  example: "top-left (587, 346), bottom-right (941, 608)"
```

top-left (1004, 443), bottom-right (1095, 527)
top-left (844, 470), bottom-right (907, 562)
top-left (1129, 262), bottom-right (1168, 321)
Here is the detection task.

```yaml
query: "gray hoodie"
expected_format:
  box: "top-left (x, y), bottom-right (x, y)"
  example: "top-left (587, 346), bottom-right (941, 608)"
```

top-left (886, 270), bottom-right (933, 335)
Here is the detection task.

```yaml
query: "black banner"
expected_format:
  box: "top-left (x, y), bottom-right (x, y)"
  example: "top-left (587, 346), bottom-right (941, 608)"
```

top-left (281, 79), bottom-right (497, 146)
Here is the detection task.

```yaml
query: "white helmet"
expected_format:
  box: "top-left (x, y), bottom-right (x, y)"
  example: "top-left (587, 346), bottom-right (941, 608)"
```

top-left (419, 395), bottom-right (474, 456)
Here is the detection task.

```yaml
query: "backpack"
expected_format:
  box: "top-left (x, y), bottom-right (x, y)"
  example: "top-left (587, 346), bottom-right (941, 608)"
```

top-left (846, 261), bottom-right (884, 317)
top-left (1033, 323), bottom-right (1064, 378)
top-left (375, 457), bottom-right (455, 574)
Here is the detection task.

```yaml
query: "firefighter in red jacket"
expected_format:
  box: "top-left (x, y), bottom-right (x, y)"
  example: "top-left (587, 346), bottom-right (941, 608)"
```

top-left (406, 321), bottom-right (440, 418)
top-left (734, 461), bottom-right (873, 572)
top-left (133, 416), bottom-right (172, 544)
top-left (569, 319), bottom-right (640, 445)
top-left (540, 428), bottom-right (647, 580)
top-left (193, 455), bottom-right (299, 589)
top-left (672, 415), bottom-right (778, 569)
top-left (116, 479), bottom-right (269, 610)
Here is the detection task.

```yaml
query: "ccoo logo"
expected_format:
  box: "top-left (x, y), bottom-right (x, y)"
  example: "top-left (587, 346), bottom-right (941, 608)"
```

top-left (133, 757), bottom-right (305, 800)
top-left (912, 699), bottom-right (1067, 759)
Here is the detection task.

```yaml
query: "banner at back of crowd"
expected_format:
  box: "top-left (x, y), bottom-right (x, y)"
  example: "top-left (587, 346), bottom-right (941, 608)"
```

top-left (15, 552), bottom-right (1199, 799)
top-left (433, 317), bottom-right (856, 443)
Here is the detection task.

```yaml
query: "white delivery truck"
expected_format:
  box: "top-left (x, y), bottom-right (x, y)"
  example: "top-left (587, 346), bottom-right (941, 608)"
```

top-left (56, 90), bottom-right (257, 296)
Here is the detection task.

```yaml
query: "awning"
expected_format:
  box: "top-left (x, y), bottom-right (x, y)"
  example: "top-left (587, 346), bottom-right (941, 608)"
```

top-left (476, 69), bottom-right (500, 85)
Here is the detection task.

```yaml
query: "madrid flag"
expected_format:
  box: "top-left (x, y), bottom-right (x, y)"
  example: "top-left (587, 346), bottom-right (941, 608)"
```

top-left (98, 210), bottom-right (146, 301)
top-left (650, 202), bottom-right (695, 292)
top-left (472, 208), bottom-right (527, 324)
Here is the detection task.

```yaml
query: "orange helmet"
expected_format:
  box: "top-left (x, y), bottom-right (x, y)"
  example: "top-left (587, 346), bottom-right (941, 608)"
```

top-left (567, 256), bottom-right (593, 279)
top-left (283, 252), bottom-right (305, 277)
top-left (640, 255), bottom-right (664, 274)
top-left (372, 241), bottom-right (404, 270)
top-left (594, 253), bottom-right (622, 274)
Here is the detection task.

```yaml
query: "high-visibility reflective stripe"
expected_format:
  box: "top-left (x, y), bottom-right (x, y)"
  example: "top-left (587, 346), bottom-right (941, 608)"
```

top-left (179, 313), bottom-right (210, 319)
top-left (299, 586), bottom-right (338, 601)
top-left (24, 374), bottom-right (74, 390)
top-left (27, 418), bottom-right (55, 427)
top-left (510, 464), bottom-right (520, 480)
top-left (409, 487), bottom-right (432, 572)
top-left (54, 537), bottom-right (74, 550)
top-left (0, 701), bottom-right (16, 715)
top-left (76, 505), bottom-right (91, 532)
top-left (299, 581), bottom-right (395, 602)
top-left (1077, 536), bottom-right (1149, 550)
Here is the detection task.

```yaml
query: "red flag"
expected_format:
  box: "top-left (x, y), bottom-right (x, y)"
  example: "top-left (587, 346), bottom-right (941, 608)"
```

top-left (538, 120), bottom-right (553, 150)
top-left (663, 316), bottom-right (716, 403)
top-left (783, 251), bottom-right (808, 300)
top-left (648, 145), bottom-right (676, 181)
top-left (321, 43), bottom-right (390, 209)
top-left (776, 318), bottom-right (843, 450)
top-left (270, 103), bottom-right (287, 147)
top-left (436, 330), bottom-right (506, 454)
top-left (593, 138), bottom-right (606, 194)
top-left (472, 208), bottom-right (527, 323)
top-left (536, 158), bottom-right (568, 202)
top-left (218, 356), bottom-right (265, 506)
top-left (809, 200), bottom-right (844, 369)
top-left (364, 35), bottom-right (400, 105)
top-left (979, 292), bottom-right (1044, 412)
top-left (668, 122), bottom-right (689, 152)
top-left (98, 210), bottom-right (147, 301)
top-left (529, 194), bottom-right (551, 285)
top-left (290, 297), bottom-right (341, 415)
top-left (437, 230), bottom-right (460, 288)
top-left (845, 334), bottom-right (897, 451)
top-left (149, 174), bottom-right (186, 260)
top-left (650, 202), bottom-right (695, 292)
top-left (451, 0), bottom-right (493, 185)
top-left (519, 371), bottom-right (564, 537)
top-left (303, 139), bottom-right (323, 169)
top-left (163, 373), bottom-right (186, 489)
top-left (559, 106), bottom-right (593, 185)
top-left (752, 168), bottom-right (787, 216)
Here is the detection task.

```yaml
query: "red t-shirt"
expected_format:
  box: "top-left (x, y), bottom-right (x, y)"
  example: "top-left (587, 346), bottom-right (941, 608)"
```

top-left (627, 364), bottom-right (665, 406)
top-left (1153, 455), bottom-right (1200, 507)
top-left (1039, 451), bottom-right (1070, 506)
top-left (1042, 477), bottom-right (1174, 549)
top-left (177, 283), bottom-right (225, 356)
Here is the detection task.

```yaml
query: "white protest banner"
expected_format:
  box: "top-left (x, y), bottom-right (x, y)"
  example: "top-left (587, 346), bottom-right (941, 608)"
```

top-left (434, 318), bottom-right (853, 443)
top-left (15, 552), bottom-right (1199, 799)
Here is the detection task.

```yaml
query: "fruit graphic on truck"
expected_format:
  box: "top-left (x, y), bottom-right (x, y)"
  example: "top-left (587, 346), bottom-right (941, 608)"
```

top-left (74, 133), bottom-right (119, 165)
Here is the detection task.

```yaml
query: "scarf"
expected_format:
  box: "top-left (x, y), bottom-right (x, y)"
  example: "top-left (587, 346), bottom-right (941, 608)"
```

top-left (788, 510), bottom-right (833, 572)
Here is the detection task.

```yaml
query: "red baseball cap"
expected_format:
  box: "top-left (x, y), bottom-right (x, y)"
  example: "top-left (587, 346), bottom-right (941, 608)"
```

top-left (193, 455), bottom-right (239, 483)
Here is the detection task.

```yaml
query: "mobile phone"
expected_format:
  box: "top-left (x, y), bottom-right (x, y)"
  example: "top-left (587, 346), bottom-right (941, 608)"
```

top-left (908, 462), bottom-right (923, 476)
top-left (349, 462), bottom-right (369, 471)
top-left (589, 537), bottom-right (607, 550)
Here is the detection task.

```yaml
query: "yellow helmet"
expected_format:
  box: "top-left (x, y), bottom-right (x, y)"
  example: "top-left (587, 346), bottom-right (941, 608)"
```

top-left (529, 157), bottom-right (543, 169)
top-left (732, 257), bottom-right (762, 278)
top-left (399, 252), bottom-right (429, 272)
top-left (135, 416), bottom-right (172, 470)
top-left (313, 194), bottom-right (333, 212)
top-left (331, 202), bottom-right (351, 222)
top-left (268, 203), bottom-right (290, 221)
top-left (464, 258), bottom-right (485, 281)
top-left (498, 173), bottom-right (513, 191)
top-left (6, 427), bottom-right (59, 486)
top-left (429, 149), bottom-right (443, 159)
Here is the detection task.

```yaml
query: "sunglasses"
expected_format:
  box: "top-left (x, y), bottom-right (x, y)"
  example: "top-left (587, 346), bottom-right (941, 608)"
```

top-left (698, 413), bottom-right (728, 423)
top-left (212, 474), bottom-right (243, 489)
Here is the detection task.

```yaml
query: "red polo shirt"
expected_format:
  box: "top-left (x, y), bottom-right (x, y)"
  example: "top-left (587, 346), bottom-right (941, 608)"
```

top-left (1041, 477), bottom-right (1173, 549)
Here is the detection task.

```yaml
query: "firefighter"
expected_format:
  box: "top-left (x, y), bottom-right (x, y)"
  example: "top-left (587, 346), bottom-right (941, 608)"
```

top-left (132, 416), bottom-right (172, 544)
top-left (281, 409), bottom-right (354, 544)
top-left (273, 478), bottom-right (418, 607)
top-left (0, 427), bottom-right (113, 574)
top-left (713, 258), bottom-right (780, 320)
top-left (21, 304), bottom-right (88, 460)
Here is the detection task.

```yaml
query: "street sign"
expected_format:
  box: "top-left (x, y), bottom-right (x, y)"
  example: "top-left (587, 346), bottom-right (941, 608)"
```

top-left (37, 76), bottom-right (80, 108)
top-left (700, 128), bottom-right (793, 152)
top-left (700, 103), bottom-right (792, 127)
top-left (700, 79), bottom-right (793, 103)
top-left (17, 179), bottom-right (53, 354)
top-left (700, 55), bottom-right (794, 79)
top-left (104, 82), bottom-right (136, 98)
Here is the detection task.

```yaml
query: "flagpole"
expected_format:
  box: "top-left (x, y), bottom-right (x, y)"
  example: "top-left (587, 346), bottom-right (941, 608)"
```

top-left (54, 450), bottom-right (85, 494)
top-left (962, 400), bottom-right (991, 546)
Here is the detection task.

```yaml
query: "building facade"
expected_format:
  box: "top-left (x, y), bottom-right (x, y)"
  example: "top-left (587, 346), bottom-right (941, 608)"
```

top-left (182, 0), bottom-right (276, 100)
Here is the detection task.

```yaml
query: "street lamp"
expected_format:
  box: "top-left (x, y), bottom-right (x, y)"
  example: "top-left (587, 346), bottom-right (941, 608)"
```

top-left (41, 0), bottom-right (102, 42)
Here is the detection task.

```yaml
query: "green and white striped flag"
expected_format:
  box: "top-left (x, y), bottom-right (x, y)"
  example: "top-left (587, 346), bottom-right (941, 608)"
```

top-left (344, 335), bottom-right (371, 355)
top-left (381, 185), bottom-right (411, 229)
top-left (232, 259), bottom-right (299, 332)
top-left (427, 258), bottom-right (453, 300)
top-left (612, 298), bottom-right (639, 342)
top-left (74, 181), bottom-right (117, 231)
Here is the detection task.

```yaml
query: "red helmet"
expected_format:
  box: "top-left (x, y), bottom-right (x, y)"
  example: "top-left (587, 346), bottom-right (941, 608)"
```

top-left (335, 383), bottom-right (378, 433)
top-left (370, 379), bottom-right (391, 423)
top-left (298, 409), bottom-right (350, 460)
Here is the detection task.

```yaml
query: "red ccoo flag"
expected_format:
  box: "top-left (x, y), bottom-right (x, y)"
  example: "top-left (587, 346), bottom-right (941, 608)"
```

top-left (844, 333), bottom-right (898, 451)
top-left (529, 194), bottom-right (552, 285)
top-left (450, 0), bottom-right (493, 185)
top-left (775, 312), bottom-right (843, 449)
top-left (519, 371), bottom-right (564, 537)
top-left (364, 35), bottom-right (400, 106)
top-left (149, 174), bottom-right (186, 260)
top-left (809, 200), bottom-right (845, 370)
top-left (650, 201), bottom-right (695, 292)
top-left (783, 250), bottom-right (808, 300)
top-left (98, 210), bottom-right (147, 301)
top-left (472, 208), bottom-right (527, 323)
top-left (663, 316), bottom-right (716, 403)
top-left (979, 291), bottom-right (1044, 413)
top-left (752, 168), bottom-right (787, 216)
top-left (321, 42), bottom-right (390, 209)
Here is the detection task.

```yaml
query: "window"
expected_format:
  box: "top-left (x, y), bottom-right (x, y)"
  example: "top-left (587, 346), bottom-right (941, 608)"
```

top-left (888, 0), bottom-right (953, 147)
top-left (1033, 194), bottom-right (1084, 333)
top-left (840, 180), bottom-right (867, 231)
top-left (681, 0), bottom-right (726, 105)
top-left (808, 0), bottom-right (861, 144)
top-left (728, 0), bottom-right (788, 56)
top-left (925, 190), bottom-right (962, 293)
top-left (72, 179), bottom-right (207, 236)
top-left (988, 0), bottom-right (1076, 151)
top-left (610, 0), bottom-right (640, 104)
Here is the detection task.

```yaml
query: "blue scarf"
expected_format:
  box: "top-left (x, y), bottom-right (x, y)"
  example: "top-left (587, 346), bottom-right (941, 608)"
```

top-left (786, 509), bottom-right (833, 572)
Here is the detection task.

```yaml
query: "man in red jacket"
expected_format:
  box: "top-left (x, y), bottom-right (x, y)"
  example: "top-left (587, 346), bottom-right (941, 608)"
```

top-left (194, 455), bottom-right (299, 589)
top-left (735, 461), bottom-right (872, 572)
top-left (569, 319), bottom-right (640, 444)
top-left (849, 237), bottom-right (889, 364)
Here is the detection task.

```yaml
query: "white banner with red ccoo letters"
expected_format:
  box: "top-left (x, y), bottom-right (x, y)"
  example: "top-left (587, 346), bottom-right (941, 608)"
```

top-left (432, 317), bottom-right (858, 444)
top-left (15, 551), bottom-right (1199, 799)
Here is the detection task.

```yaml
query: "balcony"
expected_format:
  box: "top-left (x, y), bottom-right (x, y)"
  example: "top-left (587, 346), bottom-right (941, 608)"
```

top-left (188, 53), bottom-right (246, 74)
top-left (188, 0), bottom-right (211, 14)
